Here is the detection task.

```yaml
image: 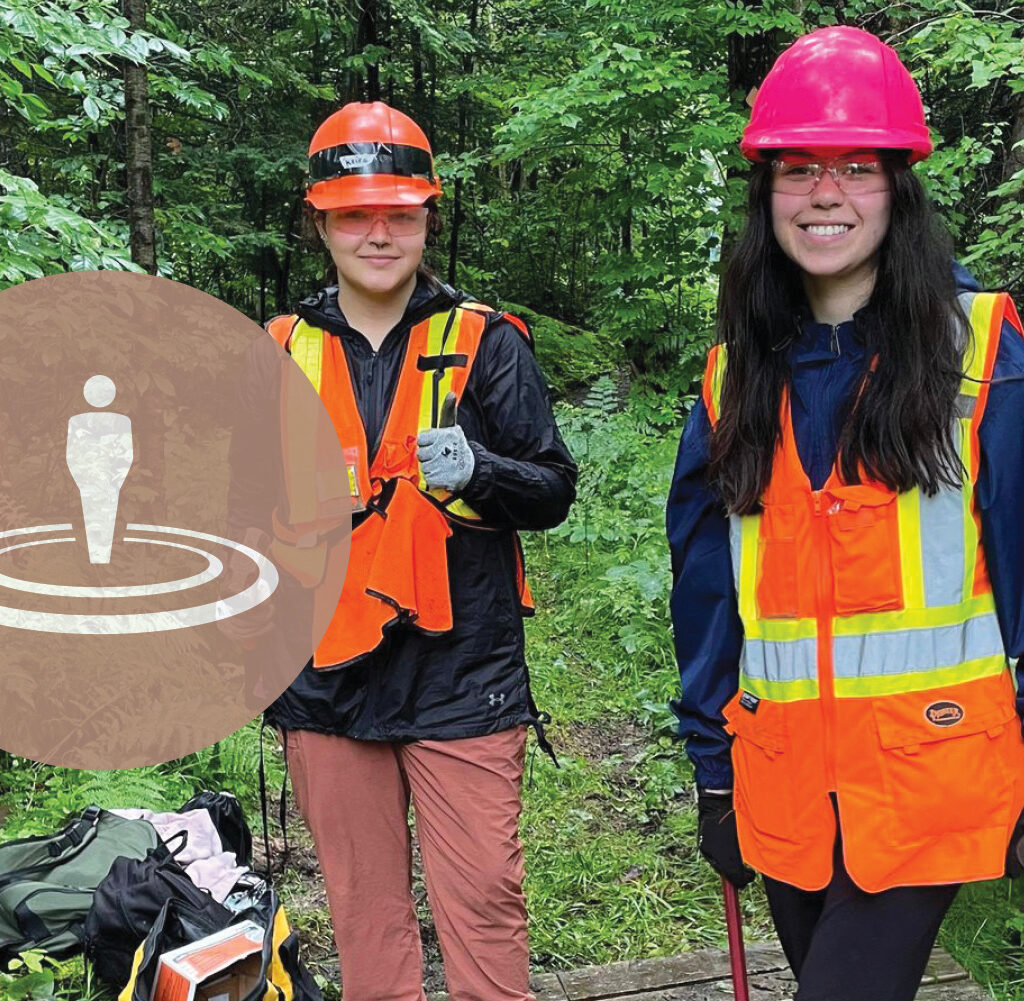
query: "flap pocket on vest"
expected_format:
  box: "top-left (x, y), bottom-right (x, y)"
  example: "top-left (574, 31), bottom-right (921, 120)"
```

top-left (871, 693), bottom-right (1015, 840)
top-left (873, 695), bottom-right (1015, 751)
top-left (724, 692), bottom-right (787, 755)
top-left (723, 692), bottom-right (795, 841)
top-left (755, 503), bottom-right (800, 619)
top-left (827, 493), bottom-right (903, 615)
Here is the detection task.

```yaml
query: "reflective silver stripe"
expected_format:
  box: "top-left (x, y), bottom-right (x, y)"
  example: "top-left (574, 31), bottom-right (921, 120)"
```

top-left (954, 394), bottom-right (976, 419)
top-left (833, 611), bottom-right (1004, 678)
top-left (729, 516), bottom-right (742, 596)
top-left (956, 290), bottom-right (977, 382)
top-left (919, 481), bottom-right (966, 608)
top-left (741, 636), bottom-right (817, 683)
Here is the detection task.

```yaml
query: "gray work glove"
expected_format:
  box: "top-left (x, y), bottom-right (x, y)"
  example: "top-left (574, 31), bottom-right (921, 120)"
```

top-left (417, 425), bottom-right (475, 492)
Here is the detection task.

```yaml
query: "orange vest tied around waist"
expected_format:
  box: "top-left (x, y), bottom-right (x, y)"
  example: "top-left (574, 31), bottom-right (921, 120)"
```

top-left (702, 291), bottom-right (1024, 892)
top-left (267, 303), bottom-right (534, 671)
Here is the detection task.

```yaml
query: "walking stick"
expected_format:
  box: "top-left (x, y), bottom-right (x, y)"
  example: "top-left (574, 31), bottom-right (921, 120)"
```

top-left (723, 877), bottom-right (750, 1001)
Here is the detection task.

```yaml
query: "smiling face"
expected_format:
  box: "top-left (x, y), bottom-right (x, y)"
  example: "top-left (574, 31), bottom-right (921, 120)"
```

top-left (320, 205), bottom-right (428, 300)
top-left (770, 148), bottom-right (893, 288)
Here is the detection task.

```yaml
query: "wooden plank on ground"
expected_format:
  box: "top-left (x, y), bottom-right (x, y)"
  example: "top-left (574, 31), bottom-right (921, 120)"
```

top-left (427, 944), bottom-right (987, 1001)
top-left (583, 974), bottom-right (993, 1001)
top-left (921, 946), bottom-right (972, 984)
top-left (917, 982), bottom-right (993, 999)
top-left (555, 943), bottom-right (788, 999)
top-left (532, 973), bottom-right (569, 1001)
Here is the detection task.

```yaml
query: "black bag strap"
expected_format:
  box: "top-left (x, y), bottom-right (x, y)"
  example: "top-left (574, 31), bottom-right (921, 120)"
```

top-left (161, 830), bottom-right (189, 860)
top-left (259, 721), bottom-right (273, 886)
top-left (258, 722), bottom-right (292, 887)
top-left (46, 805), bottom-right (102, 859)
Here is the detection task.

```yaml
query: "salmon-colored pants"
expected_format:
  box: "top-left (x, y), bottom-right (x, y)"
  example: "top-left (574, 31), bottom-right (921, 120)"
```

top-left (287, 726), bottom-right (534, 1001)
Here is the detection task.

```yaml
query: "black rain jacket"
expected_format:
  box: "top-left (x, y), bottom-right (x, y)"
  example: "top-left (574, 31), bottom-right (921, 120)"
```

top-left (263, 276), bottom-right (577, 742)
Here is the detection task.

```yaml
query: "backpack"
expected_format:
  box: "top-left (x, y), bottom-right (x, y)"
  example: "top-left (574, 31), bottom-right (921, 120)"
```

top-left (0, 806), bottom-right (159, 967)
top-left (83, 833), bottom-right (232, 990)
top-left (121, 888), bottom-right (322, 1001)
top-left (179, 791), bottom-right (252, 867)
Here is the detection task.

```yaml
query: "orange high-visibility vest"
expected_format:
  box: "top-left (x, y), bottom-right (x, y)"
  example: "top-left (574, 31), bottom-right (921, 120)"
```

top-left (703, 291), bottom-right (1024, 891)
top-left (267, 303), bottom-right (534, 670)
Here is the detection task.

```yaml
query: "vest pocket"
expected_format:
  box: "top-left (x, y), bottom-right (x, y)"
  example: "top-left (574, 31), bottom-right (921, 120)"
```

top-left (724, 693), bottom-right (796, 842)
top-left (827, 495), bottom-right (903, 615)
top-left (755, 503), bottom-right (800, 619)
top-left (872, 694), bottom-right (1014, 843)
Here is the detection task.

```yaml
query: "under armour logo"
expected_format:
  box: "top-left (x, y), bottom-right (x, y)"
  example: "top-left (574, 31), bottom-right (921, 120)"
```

top-left (488, 693), bottom-right (506, 707)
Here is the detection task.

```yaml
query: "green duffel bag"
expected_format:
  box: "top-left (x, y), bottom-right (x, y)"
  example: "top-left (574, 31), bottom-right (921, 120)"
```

top-left (0, 805), bottom-right (159, 966)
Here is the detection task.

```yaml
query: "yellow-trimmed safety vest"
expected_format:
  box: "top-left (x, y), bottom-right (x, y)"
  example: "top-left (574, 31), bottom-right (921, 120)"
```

top-left (703, 291), bottom-right (1024, 891)
top-left (266, 302), bottom-right (534, 670)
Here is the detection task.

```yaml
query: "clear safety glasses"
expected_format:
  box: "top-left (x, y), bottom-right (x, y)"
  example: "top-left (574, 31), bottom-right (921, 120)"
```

top-left (332, 206), bottom-right (430, 237)
top-left (770, 155), bottom-right (890, 195)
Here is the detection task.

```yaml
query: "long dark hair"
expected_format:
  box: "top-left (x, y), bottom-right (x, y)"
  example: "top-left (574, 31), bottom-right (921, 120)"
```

top-left (709, 158), bottom-right (966, 515)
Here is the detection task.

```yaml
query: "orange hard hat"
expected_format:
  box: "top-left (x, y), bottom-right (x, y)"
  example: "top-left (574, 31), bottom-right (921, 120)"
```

top-left (741, 27), bottom-right (932, 163)
top-left (306, 102), bottom-right (442, 210)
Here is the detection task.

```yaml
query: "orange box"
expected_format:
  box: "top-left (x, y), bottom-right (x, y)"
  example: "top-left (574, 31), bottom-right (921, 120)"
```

top-left (151, 921), bottom-right (264, 1001)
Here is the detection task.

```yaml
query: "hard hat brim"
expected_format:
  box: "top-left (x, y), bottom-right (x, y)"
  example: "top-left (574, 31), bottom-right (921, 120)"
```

top-left (306, 174), bottom-right (442, 210)
top-left (741, 127), bottom-right (933, 164)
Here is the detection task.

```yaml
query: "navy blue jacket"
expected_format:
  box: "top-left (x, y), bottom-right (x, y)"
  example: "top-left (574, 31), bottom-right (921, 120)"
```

top-left (667, 269), bottom-right (1024, 789)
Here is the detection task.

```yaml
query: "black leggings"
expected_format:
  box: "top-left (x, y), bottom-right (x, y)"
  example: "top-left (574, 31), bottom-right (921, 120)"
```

top-left (763, 834), bottom-right (959, 1001)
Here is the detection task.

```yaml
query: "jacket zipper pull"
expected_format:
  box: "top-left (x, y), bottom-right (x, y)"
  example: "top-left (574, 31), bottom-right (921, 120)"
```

top-left (830, 324), bottom-right (841, 356)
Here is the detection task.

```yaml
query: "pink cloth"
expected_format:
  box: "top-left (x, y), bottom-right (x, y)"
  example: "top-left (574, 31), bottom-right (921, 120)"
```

top-left (288, 726), bottom-right (534, 1001)
top-left (112, 807), bottom-right (247, 902)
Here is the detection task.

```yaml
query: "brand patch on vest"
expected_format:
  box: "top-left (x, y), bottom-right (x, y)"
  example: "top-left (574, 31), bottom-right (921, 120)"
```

top-left (924, 701), bottom-right (964, 727)
top-left (739, 691), bottom-right (760, 714)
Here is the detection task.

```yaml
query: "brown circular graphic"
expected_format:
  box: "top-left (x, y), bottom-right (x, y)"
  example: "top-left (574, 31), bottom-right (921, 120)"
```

top-left (0, 272), bottom-right (350, 768)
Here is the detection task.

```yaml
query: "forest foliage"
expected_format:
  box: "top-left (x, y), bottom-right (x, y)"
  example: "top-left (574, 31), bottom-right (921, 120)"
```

top-left (0, 0), bottom-right (1022, 395)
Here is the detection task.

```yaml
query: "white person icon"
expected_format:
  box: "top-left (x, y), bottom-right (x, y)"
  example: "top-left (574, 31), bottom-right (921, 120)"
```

top-left (0, 270), bottom-right (352, 769)
top-left (66, 375), bottom-right (133, 564)
top-left (0, 373), bottom-right (279, 633)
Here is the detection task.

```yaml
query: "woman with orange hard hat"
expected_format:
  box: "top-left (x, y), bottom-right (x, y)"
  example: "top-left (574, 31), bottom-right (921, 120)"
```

top-left (667, 26), bottom-right (1024, 1001)
top-left (261, 102), bottom-right (576, 1001)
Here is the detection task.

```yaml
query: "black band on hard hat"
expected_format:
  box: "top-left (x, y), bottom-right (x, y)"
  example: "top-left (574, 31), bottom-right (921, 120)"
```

top-left (308, 142), bottom-right (434, 184)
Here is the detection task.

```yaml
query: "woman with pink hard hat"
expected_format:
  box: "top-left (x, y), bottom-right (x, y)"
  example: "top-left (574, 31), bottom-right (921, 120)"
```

top-left (668, 25), bottom-right (1024, 1001)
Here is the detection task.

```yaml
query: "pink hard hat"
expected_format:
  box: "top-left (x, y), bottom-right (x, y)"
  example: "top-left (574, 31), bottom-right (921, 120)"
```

top-left (741, 26), bottom-right (932, 163)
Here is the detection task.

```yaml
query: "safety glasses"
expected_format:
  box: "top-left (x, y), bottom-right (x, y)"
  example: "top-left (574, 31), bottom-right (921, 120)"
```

top-left (770, 154), bottom-right (889, 195)
top-left (331, 206), bottom-right (430, 237)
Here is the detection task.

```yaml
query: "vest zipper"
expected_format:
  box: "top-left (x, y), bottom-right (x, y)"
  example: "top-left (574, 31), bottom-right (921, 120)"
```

top-left (812, 489), bottom-right (838, 792)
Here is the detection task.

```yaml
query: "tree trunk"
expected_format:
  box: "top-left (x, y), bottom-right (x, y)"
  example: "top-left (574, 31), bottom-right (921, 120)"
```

top-left (357, 0), bottom-right (380, 102)
top-left (276, 196), bottom-right (304, 314)
top-left (258, 184), bottom-right (267, 323)
top-left (123, 0), bottom-right (156, 274)
top-left (718, 4), bottom-right (779, 267)
top-left (1004, 89), bottom-right (1024, 184)
top-left (447, 0), bottom-right (478, 285)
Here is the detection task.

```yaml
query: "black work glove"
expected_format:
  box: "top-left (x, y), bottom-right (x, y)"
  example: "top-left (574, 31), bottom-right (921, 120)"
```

top-left (697, 789), bottom-right (756, 889)
top-left (1006, 807), bottom-right (1024, 878)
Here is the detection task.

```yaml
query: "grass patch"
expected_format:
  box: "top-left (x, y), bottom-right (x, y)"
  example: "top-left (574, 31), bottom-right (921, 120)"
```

top-left (941, 880), bottom-right (1024, 999)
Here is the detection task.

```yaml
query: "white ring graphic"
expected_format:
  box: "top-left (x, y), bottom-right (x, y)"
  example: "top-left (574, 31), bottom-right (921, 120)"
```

top-left (0, 523), bottom-right (277, 635)
top-left (0, 536), bottom-right (223, 597)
